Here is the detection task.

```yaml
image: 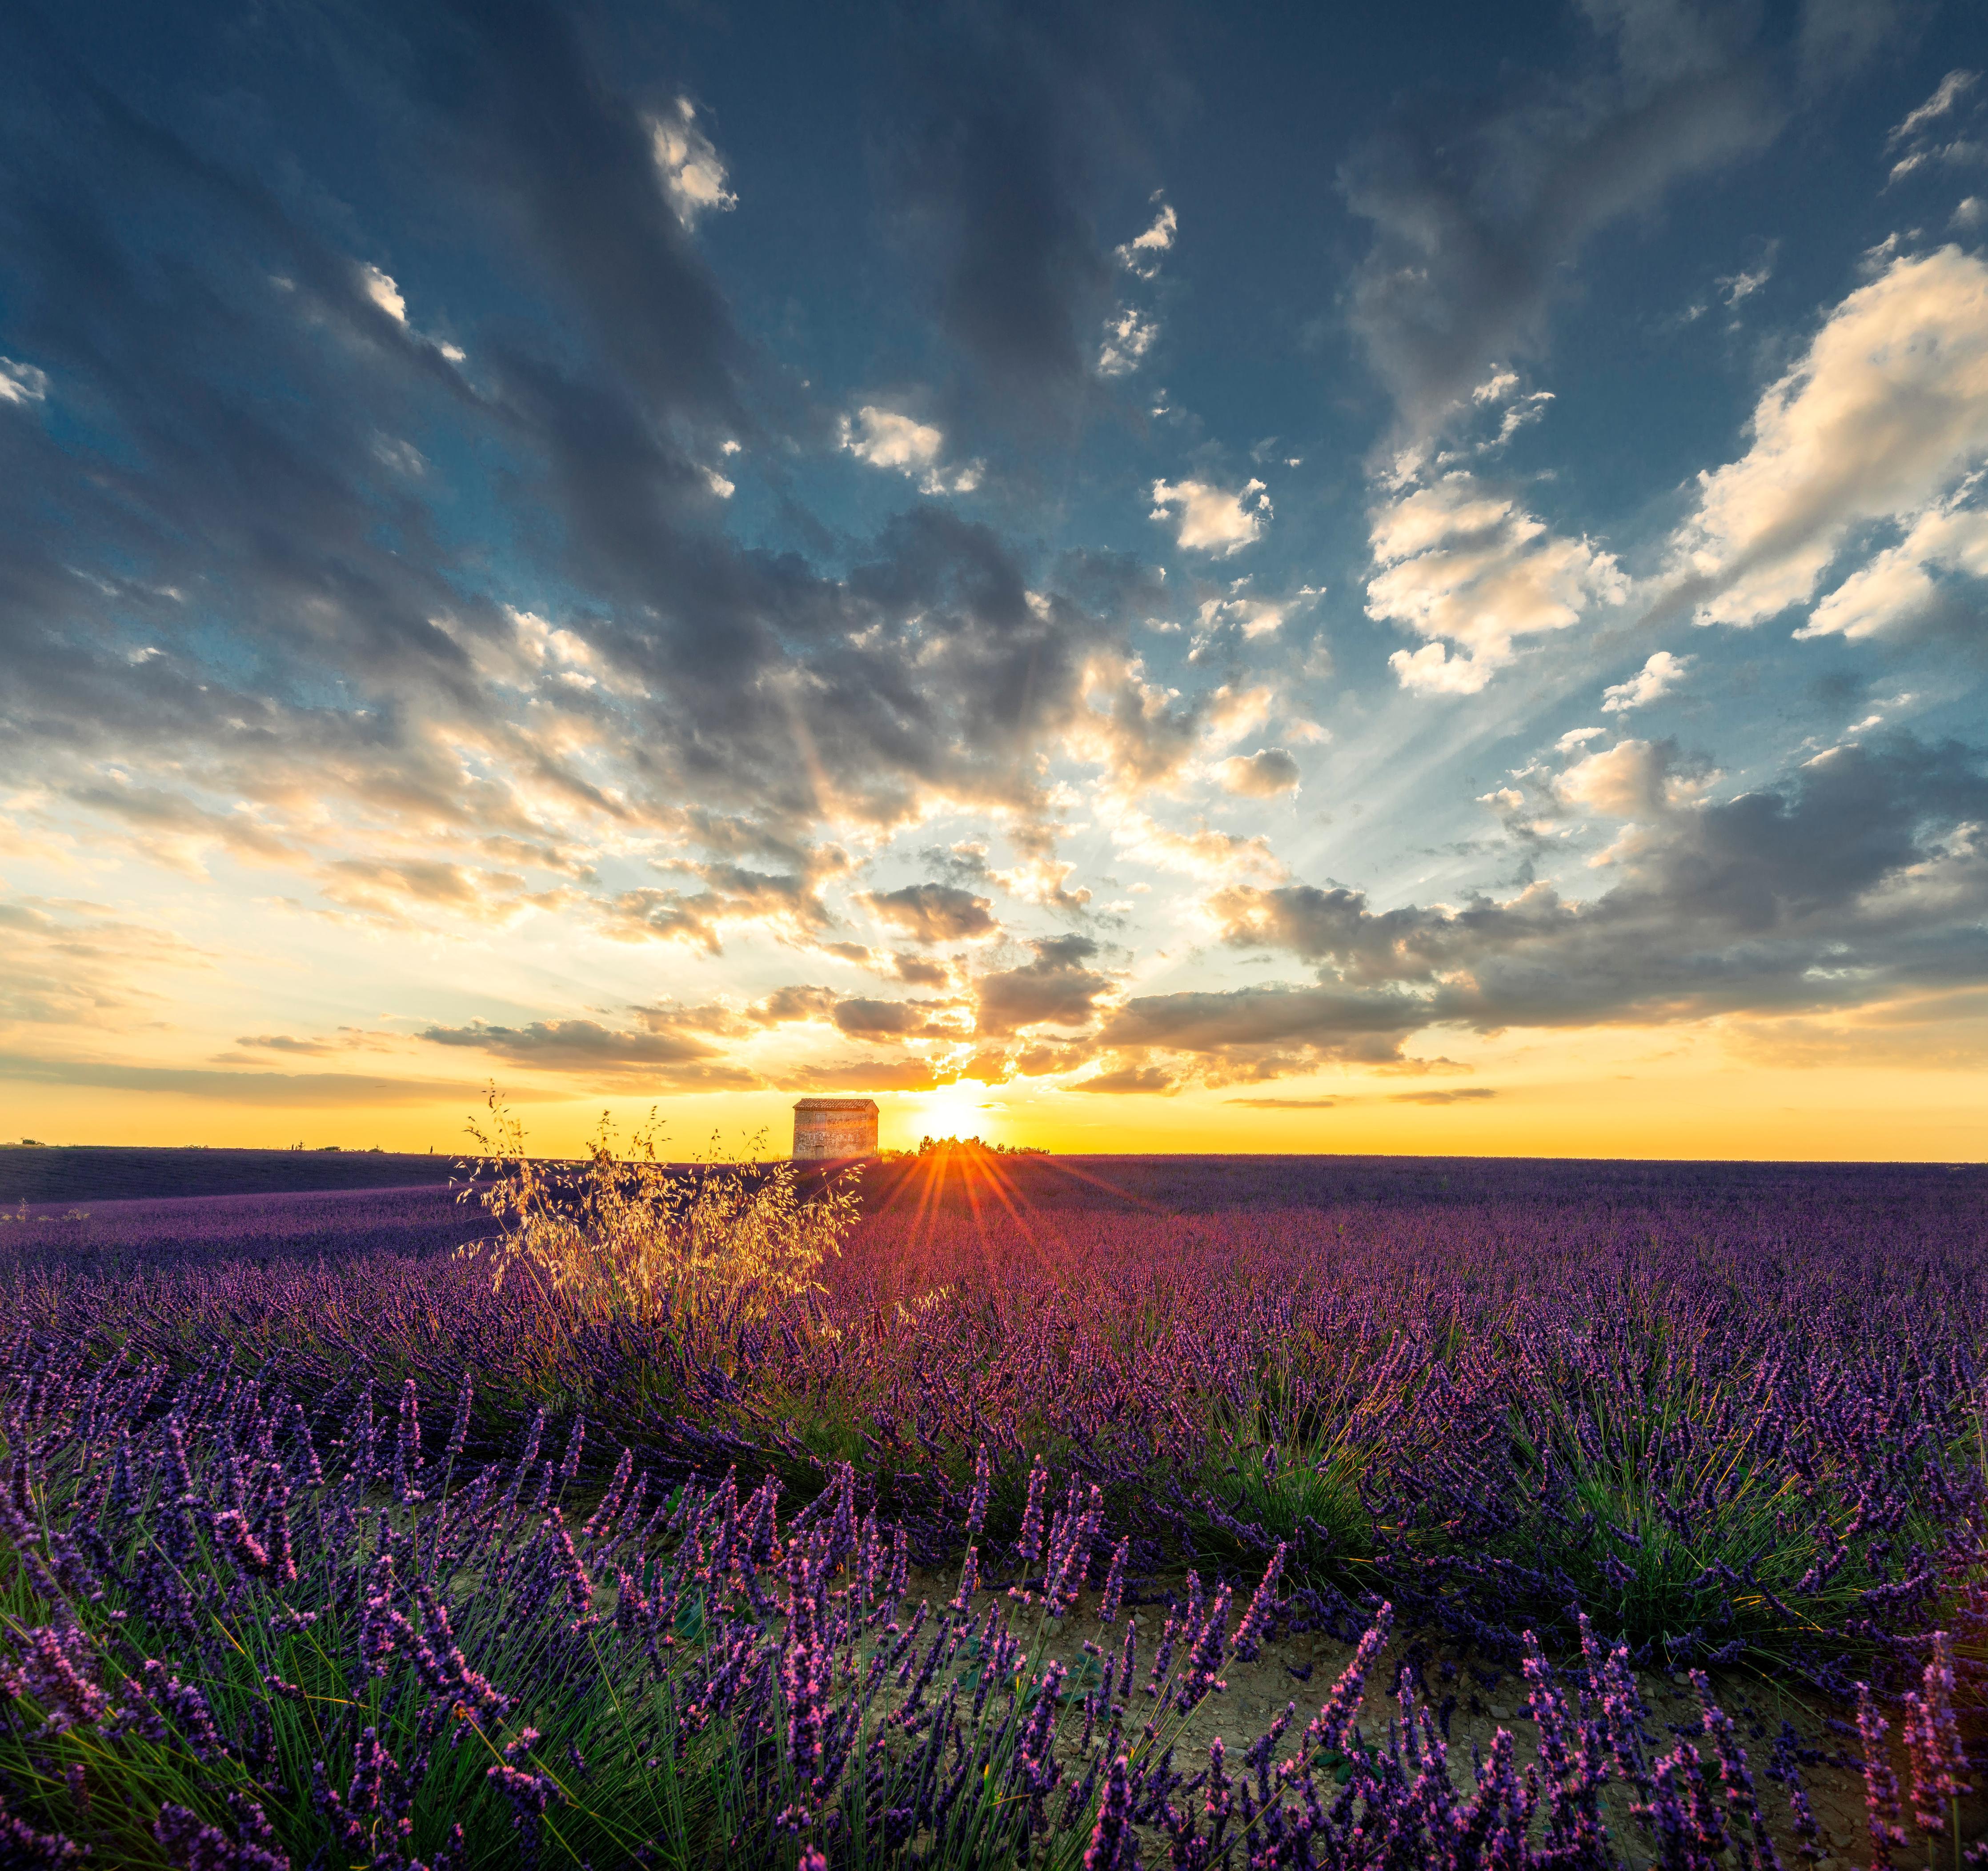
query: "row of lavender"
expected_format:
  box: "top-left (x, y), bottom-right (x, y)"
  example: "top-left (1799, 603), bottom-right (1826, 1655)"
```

top-left (0, 1337), bottom-right (1968, 1868)
top-left (10, 1170), bottom-right (1983, 1683)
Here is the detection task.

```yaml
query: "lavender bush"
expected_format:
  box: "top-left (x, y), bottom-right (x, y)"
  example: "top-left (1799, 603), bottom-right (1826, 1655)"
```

top-left (0, 1153), bottom-right (1982, 1864)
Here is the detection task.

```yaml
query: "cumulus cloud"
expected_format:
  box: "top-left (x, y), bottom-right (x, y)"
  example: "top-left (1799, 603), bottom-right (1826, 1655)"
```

top-left (1098, 983), bottom-right (1426, 1077)
top-left (1673, 246), bottom-right (1988, 631)
top-left (838, 406), bottom-right (983, 494)
top-left (1798, 481), bottom-right (1988, 640)
top-left (1367, 471), bottom-right (1628, 693)
top-left (1067, 659), bottom-right (1278, 803)
top-left (974, 935), bottom-right (1112, 1037)
top-left (1192, 584), bottom-right (1318, 647)
top-left (1098, 196), bottom-right (1174, 375)
top-left (1602, 649), bottom-right (1695, 711)
top-left (828, 996), bottom-right (961, 1042)
top-left (1197, 733), bottom-right (1988, 1053)
top-left (1097, 305), bottom-right (1160, 377)
top-left (1212, 748), bottom-right (1301, 798)
top-left (861, 881), bottom-right (1000, 943)
top-left (1150, 478), bottom-right (1271, 555)
top-left (650, 99), bottom-right (737, 225)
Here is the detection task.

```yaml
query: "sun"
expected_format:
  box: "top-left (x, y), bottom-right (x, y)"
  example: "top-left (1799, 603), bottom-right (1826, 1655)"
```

top-left (907, 1081), bottom-right (993, 1142)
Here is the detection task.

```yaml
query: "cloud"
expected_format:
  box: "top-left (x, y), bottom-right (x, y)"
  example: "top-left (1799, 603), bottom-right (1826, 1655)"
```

top-left (838, 405), bottom-right (984, 495)
top-left (1797, 0), bottom-right (1903, 88)
top-left (1225, 1087), bottom-right (1497, 1107)
top-left (0, 1055), bottom-right (489, 1106)
top-left (974, 935), bottom-right (1111, 1037)
top-left (1367, 471), bottom-right (1628, 693)
top-left (1797, 481), bottom-right (1988, 640)
top-left (1212, 748), bottom-right (1301, 798)
top-left (1097, 306), bottom-right (1160, 377)
top-left (1098, 195), bottom-right (1174, 375)
top-left (1114, 197), bottom-right (1177, 277)
top-left (1068, 658), bottom-right (1277, 802)
top-left (893, 953), bottom-right (952, 989)
top-left (1098, 983), bottom-right (1425, 1077)
top-left (1150, 478), bottom-right (1271, 555)
top-left (1074, 1062), bottom-right (1175, 1094)
top-left (419, 1017), bottom-right (757, 1085)
top-left (0, 3), bottom-right (1195, 970)
top-left (1106, 810), bottom-right (1285, 885)
top-left (0, 357), bottom-right (50, 405)
top-left (1716, 254), bottom-right (1774, 306)
top-left (1672, 246), bottom-right (1988, 630)
top-left (861, 881), bottom-right (1000, 943)
top-left (1201, 732), bottom-right (1988, 1047)
top-left (1224, 1095), bottom-right (1340, 1108)
top-left (360, 264), bottom-right (407, 323)
top-left (1884, 71), bottom-right (1984, 185)
top-left (650, 99), bottom-right (737, 226)
top-left (828, 997), bottom-right (959, 1042)
top-left (606, 859), bottom-right (845, 956)
top-left (0, 892), bottom-right (212, 1031)
top-left (879, 5), bottom-right (1161, 416)
top-left (222, 1030), bottom-right (397, 1062)
top-left (1888, 71), bottom-right (1979, 148)
top-left (1342, 0), bottom-right (1777, 436)
top-left (1602, 649), bottom-right (1695, 711)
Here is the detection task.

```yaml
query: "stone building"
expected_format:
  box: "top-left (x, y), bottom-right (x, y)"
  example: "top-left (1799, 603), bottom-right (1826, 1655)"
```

top-left (792, 1097), bottom-right (879, 1159)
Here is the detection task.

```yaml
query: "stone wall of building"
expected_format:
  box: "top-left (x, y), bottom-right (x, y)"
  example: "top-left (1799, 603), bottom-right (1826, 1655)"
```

top-left (792, 1098), bottom-right (879, 1159)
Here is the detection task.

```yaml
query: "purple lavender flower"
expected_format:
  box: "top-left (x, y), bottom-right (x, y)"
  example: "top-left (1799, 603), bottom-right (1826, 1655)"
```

top-left (1097, 1536), bottom-right (1128, 1626)
top-left (1908, 1631), bottom-right (1970, 1837)
top-left (1013, 1454), bottom-right (1049, 1573)
top-left (1084, 1755), bottom-right (1134, 1871)
top-left (964, 1442), bottom-right (992, 1542)
top-left (1231, 1541), bottom-right (1283, 1662)
top-left (1857, 1680), bottom-right (1908, 1867)
top-left (394, 1376), bottom-right (424, 1505)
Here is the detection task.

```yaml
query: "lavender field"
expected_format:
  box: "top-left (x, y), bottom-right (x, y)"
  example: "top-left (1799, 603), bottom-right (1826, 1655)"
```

top-left (1, 1153), bottom-right (1984, 1867)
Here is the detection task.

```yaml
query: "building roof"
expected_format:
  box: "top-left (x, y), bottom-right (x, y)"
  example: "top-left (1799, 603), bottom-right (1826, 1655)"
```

top-left (793, 1097), bottom-right (879, 1113)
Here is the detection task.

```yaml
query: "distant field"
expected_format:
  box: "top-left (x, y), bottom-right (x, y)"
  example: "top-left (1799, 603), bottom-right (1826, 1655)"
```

top-left (0, 1142), bottom-right (463, 1204)
top-left (8, 1138), bottom-right (1983, 1210)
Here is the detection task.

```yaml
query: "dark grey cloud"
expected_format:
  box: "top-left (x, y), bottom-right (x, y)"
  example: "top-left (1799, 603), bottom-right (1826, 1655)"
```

top-left (974, 935), bottom-right (1112, 1036)
top-left (418, 1018), bottom-right (755, 1085)
top-left (830, 997), bottom-right (958, 1042)
top-left (1211, 732), bottom-right (1988, 1034)
top-left (1074, 1062), bottom-right (1176, 1094)
top-left (0, 4), bottom-right (1170, 954)
top-left (403, 0), bottom-right (745, 427)
top-left (1098, 983), bottom-right (1425, 1074)
top-left (862, 882), bottom-right (1000, 943)
top-left (878, 0), bottom-right (1166, 420)
top-left (1342, 0), bottom-right (1779, 435)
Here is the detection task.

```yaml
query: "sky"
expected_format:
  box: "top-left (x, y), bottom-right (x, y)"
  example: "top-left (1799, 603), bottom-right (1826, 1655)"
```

top-left (3, 0), bottom-right (1987, 1162)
